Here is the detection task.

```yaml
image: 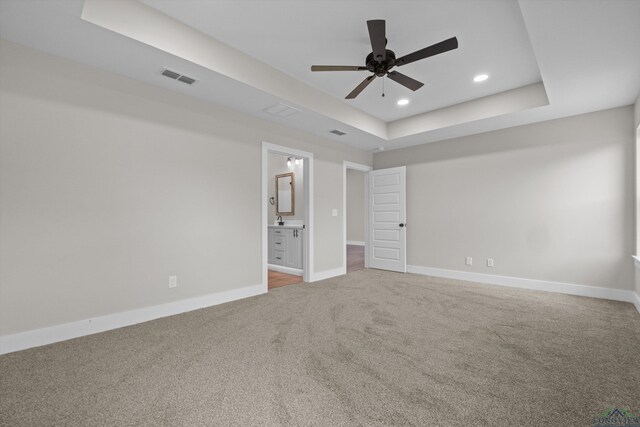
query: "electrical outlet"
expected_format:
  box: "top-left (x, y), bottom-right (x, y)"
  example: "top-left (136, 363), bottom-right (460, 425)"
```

top-left (169, 275), bottom-right (177, 288)
top-left (487, 258), bottom-right (494, 267)
top-left (465, 257), bottom-right (473, 266)
top-left (332, 209), bottom-right (338, 217)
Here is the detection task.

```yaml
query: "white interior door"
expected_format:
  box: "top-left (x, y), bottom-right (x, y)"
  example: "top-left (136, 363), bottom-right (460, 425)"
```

top-left (368, 166), bottom-right (406, 272)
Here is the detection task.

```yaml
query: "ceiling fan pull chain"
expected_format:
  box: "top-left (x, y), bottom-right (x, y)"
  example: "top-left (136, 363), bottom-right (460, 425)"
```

top-left (382, 76), bottom-right (385, 97)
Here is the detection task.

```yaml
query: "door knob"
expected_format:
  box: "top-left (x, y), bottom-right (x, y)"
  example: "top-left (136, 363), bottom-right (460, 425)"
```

top-left (399, 223), bottom-right (406, 228)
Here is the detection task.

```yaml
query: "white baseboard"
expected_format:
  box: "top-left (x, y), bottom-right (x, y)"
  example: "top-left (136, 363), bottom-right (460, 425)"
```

top-left (311, 266), bottom-right (346, 282)
top-left (407, 265), bottom-right (640, 313)
top-left (632, 291), bottom-right (640, 314)
top-left (0, 283), bottom-right (265, 355)
top-left (267, 264), bottom-right (303, 276)
top-left (346, 240), bottom-right (365, 246)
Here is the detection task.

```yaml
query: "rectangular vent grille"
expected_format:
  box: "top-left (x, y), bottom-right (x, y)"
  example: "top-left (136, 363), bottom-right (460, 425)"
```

top-left (177, 75), bottom-right (196, 85)
top-left (262, 103), bottom-right (301, 118)
top-left (330, 129), bottom-right (346, 136)
top-left (161, 68), bottom-right (196, 85)
top-left (161, 69), bottom-right (180, 79)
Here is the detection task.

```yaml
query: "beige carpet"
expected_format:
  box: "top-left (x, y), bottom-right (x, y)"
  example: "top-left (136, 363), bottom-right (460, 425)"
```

top-left (1, 269), bottom-right (639, 426)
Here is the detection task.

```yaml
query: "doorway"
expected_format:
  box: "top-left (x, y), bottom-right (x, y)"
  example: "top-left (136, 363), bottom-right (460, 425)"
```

top-left (343, 161), bottom-right (372, 273)
top-left (262, 142), bottom-right (314, 291)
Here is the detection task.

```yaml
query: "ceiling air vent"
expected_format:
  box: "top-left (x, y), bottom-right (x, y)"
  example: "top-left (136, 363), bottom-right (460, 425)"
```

top-left (161, 69), bottom-right (180, 79)
top-left (177, 75), bottom-right (196, 85)
top-left (160, 68), bottom-right (196, 85)
top-left (330, 129), bottom-right (346, 136)
top-left (262, 103), bottom-right (301, 118)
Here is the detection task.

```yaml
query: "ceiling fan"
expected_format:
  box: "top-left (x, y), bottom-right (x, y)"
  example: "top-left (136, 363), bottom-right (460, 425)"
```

top-left (311, 20), bottom-right (458, 99)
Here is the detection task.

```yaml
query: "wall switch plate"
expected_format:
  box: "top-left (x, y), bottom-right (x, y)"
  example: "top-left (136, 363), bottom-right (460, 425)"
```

top-left (332, 209), bottom-right (338, 217)
top-left (487, 258), bottom-right (494, 267)
top-left (465, 257), bottom-right (473, 266)
top-left (169, 275), bottom-right (177, 288)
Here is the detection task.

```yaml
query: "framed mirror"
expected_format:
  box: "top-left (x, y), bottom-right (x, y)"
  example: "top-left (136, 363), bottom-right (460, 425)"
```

top-left (276, 172), bottom-right (295, 215)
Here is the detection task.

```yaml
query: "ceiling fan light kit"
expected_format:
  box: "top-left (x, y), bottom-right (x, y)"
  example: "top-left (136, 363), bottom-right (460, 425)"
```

top-left (311, 19), bottom-right (458, 99)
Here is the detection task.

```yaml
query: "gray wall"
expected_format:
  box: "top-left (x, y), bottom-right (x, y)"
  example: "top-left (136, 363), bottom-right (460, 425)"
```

top-left (346, 169), bottom-right (365, 243)
top-left (267, 152), bottom-right (304, 224)
top-left (375, 106), bottom-right (635, 291)
top-left (0, 40), bottom-right (372, 336)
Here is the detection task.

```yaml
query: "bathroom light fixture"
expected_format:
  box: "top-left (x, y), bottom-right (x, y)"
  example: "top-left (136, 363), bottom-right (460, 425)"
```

top-left (473, 74), bottom-right (489, 82)
top-left (286, 156), bottom-right (302, 168)
top-left (397, 99), bottom-right (409, 106)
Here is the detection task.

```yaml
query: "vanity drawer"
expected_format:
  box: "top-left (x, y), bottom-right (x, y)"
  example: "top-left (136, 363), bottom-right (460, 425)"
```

top-left (273, 236), bottom-right (286, 248)
top-left (273, 250), bottom-right (285, 265)
top-left (272, 228), bottom-right (286, 236)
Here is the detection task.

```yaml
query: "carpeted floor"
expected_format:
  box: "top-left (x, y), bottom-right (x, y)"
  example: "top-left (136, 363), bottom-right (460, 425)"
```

top-left (1, 269), bottom-right (638, 426)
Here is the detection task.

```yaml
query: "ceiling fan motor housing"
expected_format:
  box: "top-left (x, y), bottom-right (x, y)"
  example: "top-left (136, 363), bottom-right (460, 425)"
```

top-left (366, 50), bottom-right (396, 76)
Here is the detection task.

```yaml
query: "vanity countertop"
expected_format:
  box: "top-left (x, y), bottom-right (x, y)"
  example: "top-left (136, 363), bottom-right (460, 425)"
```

top-left (268, 225), bottom-right (304, 229)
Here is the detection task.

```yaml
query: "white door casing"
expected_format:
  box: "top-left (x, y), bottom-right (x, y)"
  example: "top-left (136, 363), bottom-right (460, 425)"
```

top-left (261, 141), bottom-right (313, 287)
top-left (368, 166), bottom-right (406, 272)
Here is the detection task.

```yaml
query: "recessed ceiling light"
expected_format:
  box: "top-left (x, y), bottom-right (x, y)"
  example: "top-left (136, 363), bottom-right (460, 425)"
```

top-left (378, 147), bottom-right (385, 151)
top-left (473, 74), bottom-right (489, 82)
top-left (397, 99), bottom-right (410, 106)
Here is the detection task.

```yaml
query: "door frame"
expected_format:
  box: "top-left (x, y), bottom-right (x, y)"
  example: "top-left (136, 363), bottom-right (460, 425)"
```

top-left (343, 161), bottom-right (372, 273)
top-left (262, 142), bottom-right (314, 290)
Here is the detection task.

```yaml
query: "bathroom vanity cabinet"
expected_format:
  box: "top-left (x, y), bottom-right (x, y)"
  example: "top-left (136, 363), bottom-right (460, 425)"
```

top-left (268, 226), bottom-right (304, 270)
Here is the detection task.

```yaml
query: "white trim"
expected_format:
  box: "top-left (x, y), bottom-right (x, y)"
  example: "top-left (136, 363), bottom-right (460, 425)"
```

top-left (0, 283), bottom-right (265, 355)
top-left (262, 142), bottom-right (314, 286)
top-left (311, 267), bottom-right (346, 282)
top-left (346, 240), bottom-right (365, 246)
top-left (267, 264), bottom-right (303, 276)
top-left (633, 255), bottom-right (640, 270)
top-left (407, 265), bottom-right (640, 312)
top-left (343, 161), bottom-right (372, 274)
top-left (632, 292), bottom-right (640, 314)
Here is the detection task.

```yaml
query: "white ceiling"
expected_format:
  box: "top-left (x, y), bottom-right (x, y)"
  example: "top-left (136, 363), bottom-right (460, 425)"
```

top-left (141, 0), bottom-right (542, 122)
top-left (0, 0), bottom-right (639, 152)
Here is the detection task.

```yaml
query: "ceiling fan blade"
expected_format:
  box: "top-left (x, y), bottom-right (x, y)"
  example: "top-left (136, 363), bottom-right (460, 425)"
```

top-left (346, 75), bottom-right (376, 99)
top-left (367, 20), bottom-right (386, 62)
top-left (311, 65), bottom-right (368, 71)
top-left (395, 37), bottom-right (458, 67)
top-left (387, 71), bottom-right (424, 91)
